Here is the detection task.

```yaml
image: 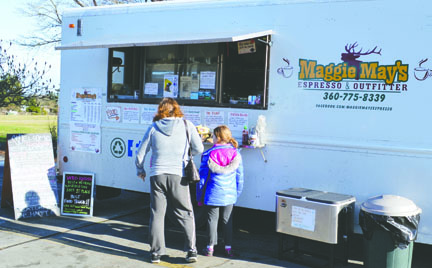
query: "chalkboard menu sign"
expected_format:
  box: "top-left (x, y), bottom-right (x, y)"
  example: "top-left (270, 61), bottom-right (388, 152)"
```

top-left (61, 172), bottom-right (95, 216)
top-left (1, 133), bottom-right (60, 220)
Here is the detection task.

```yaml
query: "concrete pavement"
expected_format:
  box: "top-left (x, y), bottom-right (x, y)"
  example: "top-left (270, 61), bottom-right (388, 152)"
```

top-left (0, 160), bottom-right (430, 268)
top-left (0, 186), bottom-right (308, 268)
top-left (0, 158), bottom-right (313, 268)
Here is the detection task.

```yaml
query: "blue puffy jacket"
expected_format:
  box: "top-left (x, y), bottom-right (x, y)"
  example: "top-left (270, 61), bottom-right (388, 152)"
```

top-left (197, 144), bottom-right (244, 206)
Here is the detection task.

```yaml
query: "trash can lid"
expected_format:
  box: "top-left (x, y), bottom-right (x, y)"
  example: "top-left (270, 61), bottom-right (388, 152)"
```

top-left (361, 195), bottom-right (422, 217)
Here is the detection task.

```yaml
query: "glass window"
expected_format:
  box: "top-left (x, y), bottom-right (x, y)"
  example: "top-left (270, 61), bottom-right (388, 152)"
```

top-left (143, 45), bottom-right (180, 99)
top-left (180, 43), bottom-right (219, 102)
top-left (108, 36), bottom-right (270, 109)
top-left (109, 47), bottom-right (141, 100)
top-left (222, 37), bottom-right (269, 106)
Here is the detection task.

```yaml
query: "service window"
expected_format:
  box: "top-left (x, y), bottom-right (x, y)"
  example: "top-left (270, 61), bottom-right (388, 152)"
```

top-left (108, 35), bottom-right (270, 109)
top-left (109, 47), bottom-right (141, 100)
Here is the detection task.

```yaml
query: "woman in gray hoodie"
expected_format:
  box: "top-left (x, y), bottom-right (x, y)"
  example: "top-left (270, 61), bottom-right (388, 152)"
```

top-left (136, 98), bottom-right (204, 264)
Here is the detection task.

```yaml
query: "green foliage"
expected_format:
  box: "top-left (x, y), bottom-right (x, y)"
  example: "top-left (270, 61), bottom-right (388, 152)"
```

top-left (0, 40), bottom-right (54, 108)
top-left (26, 106), bottom-right (47, 115)
top-left (25, 97), bottom-right (46, 114)
top-left (48, 120), bottom-right (58, 157)
top-left (4, 103), bottom-right (21, 112)
top-left (26, 97), bottom-right (39, 107)
top-left (26, 106), bottom-right (40, 114)
top-left (47, 90), bottom-right (58, 101)
top-left (0, 74), bottom-right (25, 106)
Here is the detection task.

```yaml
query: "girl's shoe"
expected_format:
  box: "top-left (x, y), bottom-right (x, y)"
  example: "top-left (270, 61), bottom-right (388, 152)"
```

top-left (202, 248), bottom-right (214, 256)
top-left (224, 248), bottom-right (234, 258)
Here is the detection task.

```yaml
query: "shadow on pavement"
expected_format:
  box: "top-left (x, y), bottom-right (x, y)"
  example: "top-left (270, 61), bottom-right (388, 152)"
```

top-left (0, 189), bottom-right (151, 260)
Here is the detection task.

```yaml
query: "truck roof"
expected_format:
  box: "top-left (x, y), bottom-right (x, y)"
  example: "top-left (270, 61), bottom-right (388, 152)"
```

top-left (62, 0), bottom-right (368, 17)
top-left (58, 0), bottom-right (279, 50)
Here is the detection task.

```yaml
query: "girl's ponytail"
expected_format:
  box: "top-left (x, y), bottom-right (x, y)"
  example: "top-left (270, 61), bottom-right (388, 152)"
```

top-left (230, 137), bottom-right (239, 148)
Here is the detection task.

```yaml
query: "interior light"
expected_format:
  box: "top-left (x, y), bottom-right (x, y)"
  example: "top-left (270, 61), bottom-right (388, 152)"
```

top-left (69, 24), bottom-right (75, 28)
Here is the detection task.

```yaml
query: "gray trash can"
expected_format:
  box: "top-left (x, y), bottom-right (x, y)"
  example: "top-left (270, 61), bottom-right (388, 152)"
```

top-left (359, 195), bottom-right (421, 268)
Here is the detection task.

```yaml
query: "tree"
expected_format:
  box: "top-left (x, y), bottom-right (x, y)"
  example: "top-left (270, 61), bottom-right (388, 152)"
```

top-left (26, 97), bottom-right (47, 114)
top-left (0, 40), bottom-right (53, 108)
top-left (20, 0), bottom-right (156, 48)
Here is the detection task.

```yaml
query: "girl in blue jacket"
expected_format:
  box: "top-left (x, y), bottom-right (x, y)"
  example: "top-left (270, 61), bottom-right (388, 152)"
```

top-left (197, 125), bottom-right (244, 257)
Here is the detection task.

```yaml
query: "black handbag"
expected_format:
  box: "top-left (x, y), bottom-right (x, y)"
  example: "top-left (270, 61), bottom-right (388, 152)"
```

top-left (183, 120), bottom-right (200, 184)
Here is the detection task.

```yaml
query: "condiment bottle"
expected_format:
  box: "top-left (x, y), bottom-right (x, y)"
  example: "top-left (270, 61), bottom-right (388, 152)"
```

top-left (242, 125), bottom-right (249, 145)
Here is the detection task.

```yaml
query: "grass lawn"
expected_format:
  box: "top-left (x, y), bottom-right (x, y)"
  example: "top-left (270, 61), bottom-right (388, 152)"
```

top-left (0, 115), bottom-right (57, 149)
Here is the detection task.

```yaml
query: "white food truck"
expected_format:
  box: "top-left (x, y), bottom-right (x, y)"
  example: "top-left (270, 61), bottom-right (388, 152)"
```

top-left (56, 0), bottom-right (432, 244)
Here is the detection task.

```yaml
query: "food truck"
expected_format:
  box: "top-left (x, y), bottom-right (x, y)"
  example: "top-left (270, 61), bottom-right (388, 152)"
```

top-left (56, 0), bottom-right (432, 244)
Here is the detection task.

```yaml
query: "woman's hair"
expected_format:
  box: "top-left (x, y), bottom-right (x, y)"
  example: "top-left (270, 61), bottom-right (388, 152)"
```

top-left (213, 125), bottom-right (238, 148)
top-left (153, 98), bottom-right (184, 122)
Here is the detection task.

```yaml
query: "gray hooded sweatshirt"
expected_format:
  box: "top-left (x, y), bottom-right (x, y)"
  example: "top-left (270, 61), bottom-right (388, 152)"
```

top-left (135, 117), bottom-right (204, 177)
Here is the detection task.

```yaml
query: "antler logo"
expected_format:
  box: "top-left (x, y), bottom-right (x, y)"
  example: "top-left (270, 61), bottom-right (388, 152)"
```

top-left (341, 42), bottom-right (382, 80)
top-left (414, 58), bottom-right (432, 81)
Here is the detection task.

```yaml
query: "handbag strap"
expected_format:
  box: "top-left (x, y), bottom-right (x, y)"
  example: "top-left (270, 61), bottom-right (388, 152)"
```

top-left (183, 119), bottom-right (193, 158)
top-left (201, 169), bottom-right (211, 203)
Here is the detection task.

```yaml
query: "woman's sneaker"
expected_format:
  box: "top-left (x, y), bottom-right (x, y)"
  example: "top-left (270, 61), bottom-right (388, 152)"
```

top-left (202, 247), bottom-right (214, 256)
top-left (150, 253), bottom-right (161, 263)
top-left (185, 250), bottom-right (198, 263)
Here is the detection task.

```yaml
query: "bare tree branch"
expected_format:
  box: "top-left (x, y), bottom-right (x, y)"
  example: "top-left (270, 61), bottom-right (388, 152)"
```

top-left (73, 0), bottom-right (86, 7)
top-left (17, 0), bottom-right (150, 48)
top-left (0, 40), bottom-right (54, 107)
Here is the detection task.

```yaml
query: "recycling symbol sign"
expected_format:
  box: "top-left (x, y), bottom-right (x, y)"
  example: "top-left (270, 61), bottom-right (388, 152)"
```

top-left (110, 138), bottom-right (126, 158)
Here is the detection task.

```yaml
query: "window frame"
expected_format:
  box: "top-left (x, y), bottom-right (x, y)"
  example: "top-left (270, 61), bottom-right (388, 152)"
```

top-left (107, 36), bottom-right (271, 110)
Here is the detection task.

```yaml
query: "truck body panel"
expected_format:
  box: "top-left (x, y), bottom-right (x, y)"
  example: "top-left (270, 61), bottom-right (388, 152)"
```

top-left (57, 0), bottom-right (432, 243)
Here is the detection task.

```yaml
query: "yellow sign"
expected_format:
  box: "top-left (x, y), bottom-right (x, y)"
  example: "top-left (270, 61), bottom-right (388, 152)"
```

top-left (299, 59), bottom-right (408, 85)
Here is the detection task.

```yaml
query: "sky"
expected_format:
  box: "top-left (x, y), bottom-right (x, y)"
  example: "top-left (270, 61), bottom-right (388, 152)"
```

top-left (0, 0), bottom-right (61, 86)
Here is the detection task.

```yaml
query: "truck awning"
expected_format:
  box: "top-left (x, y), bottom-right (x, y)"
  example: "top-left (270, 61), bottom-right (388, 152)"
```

top-left (55, 30), bottom-right (274, 50)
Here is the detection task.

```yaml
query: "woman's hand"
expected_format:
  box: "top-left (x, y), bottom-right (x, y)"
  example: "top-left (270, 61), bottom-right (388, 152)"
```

top-left (137, 172), bottom-right (146, 182)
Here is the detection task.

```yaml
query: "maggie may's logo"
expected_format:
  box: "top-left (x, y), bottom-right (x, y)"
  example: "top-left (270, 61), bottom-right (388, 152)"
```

top-left (298, 43), bottom-right (408, 85)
